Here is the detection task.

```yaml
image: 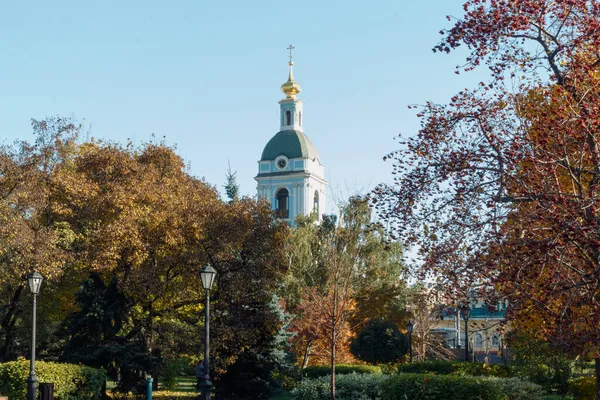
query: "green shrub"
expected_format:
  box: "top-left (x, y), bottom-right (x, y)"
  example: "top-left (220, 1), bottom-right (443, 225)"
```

top-left (507, 332), bottom-right (573, 394)
top-left (569, 376), bottom-right (595, 400)
top-left (303, 364), bottom-right (381, 379)
top-left (382, 374), bottom-right (541, 400)
top-left (292, 372), bottom-right (386, 400)
top-left (396, 360), bottom-right (454, 375)
top-left (0, 360), bottom-right (106, 400)
top-left (487, 377), bottom-right (544, 400)
top-left (397, 360), bottom-right (509, 377)
top-left (381, 374), bottom-right (502, 400)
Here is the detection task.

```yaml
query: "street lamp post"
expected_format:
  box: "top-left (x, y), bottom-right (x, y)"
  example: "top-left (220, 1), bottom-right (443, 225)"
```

top-left (460, 303), bottom-right (471, 362)
top-left (26, 272), bottom-right (43, 400)
top-left (406, 321), bottom-right (414, 363)
top-left (199, 264), bottom-right (217, 400)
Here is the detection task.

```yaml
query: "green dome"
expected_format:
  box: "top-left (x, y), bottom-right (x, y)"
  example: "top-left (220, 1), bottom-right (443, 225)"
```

top-left (261, 130), bottom-right (320, 161)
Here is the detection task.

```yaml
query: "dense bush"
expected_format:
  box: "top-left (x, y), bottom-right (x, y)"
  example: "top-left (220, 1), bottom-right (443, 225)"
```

top-left (397, 360), bottom-right (509, 377)
top-left (0, 360), bottom-right (106, 400)
top-left (569, 376), bottom-right (595, 400)
top-left (303, 364), bottom-right (381, 379)
top-left (487, 377), bottom-right (544, 400)
top-left (507, 332), bottom-right (573, 394)
top-left (350, 320), bottom-right (408, 364)
top-left (381, 374), bottom-right (542, 400)
top-left (292, 372), bottom-right (386, 400)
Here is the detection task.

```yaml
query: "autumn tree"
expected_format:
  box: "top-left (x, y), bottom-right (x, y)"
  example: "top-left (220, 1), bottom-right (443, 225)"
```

top-left (49, 137), bottom-right (289, 395)
top-left (0, 115), bottom-right (290, 396)
top-left (374, 1), bottom-right (600, 397)
top-left (0, 117), bottom-right (80, 360)
top-left (286, 196), bottom-right (406, 400)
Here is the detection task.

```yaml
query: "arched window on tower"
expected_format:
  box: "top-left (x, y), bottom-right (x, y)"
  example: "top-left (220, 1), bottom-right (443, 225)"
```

top-left (299, 111), bottom-right (302, 127)
top-left (285, 110), bottom-right (292, 126)
top-left (276, 188), bottom-right (289, 218)
top-left (313, 190), bottom-right (319, 216)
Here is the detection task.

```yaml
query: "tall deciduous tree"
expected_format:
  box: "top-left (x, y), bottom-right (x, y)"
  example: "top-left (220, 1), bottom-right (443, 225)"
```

top-left (286, 196), bottom-right (406, 400)
top-left (374, 2), bottom-right (600, 397)
top-left (53, 138), bottom-right (289, 394)
top-left (0, 117), bottom-right (80, 360)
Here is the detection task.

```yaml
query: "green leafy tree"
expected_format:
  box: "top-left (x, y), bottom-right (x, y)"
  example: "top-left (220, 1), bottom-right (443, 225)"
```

top-left (350, 320), bottom-right (409, 365)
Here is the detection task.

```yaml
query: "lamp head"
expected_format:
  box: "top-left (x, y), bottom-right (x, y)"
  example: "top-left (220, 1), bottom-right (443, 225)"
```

top-left (406, 321), bottom-right (414, 334)
top-left (460, 303), bottom-right (471, 321)
top-left (200, 264), bottom-right (217, 291)
top-left (27, 271), bottom-right (43, 295)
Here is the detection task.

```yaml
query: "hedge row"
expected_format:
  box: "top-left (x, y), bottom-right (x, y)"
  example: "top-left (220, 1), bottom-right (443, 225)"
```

top-left (382, 374), bottom-right (542, 400)
top-left (302, 364), bottom-right (381, 379)
top-left (0, 360), bottom-right (105, 400)
top-left (397, 360), bottom-right (510, 377)
top-left (293, 373), bottom-right (543, 400)
top-left (107, 391), bottom-right (196, 400)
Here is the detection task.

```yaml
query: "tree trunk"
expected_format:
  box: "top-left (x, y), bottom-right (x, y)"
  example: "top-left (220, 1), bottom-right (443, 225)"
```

top-left (301, 341), bottom-right (312, 371)
top-left (330, 283), bottom-right (337, 400)
top-left (330, 324), bottom-right (336, 400)
top-left (595, 357), bottom-right (600, 400)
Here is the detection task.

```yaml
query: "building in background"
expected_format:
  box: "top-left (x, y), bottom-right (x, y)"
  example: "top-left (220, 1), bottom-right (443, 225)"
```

top-left (255, 47), bottom-right (327, 224)
top-left (434, 300), bottom-right (507, 363)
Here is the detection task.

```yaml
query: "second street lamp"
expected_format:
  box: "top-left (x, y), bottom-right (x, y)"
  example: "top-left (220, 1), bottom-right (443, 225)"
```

top-left (199, 264), bottom-right (217, 400)
top-left (460, 303), bottom-right (471, 362)
top-left (26, 271), bottom-right (43, 400)
top-left (406, 321), bottom-right (414, 363)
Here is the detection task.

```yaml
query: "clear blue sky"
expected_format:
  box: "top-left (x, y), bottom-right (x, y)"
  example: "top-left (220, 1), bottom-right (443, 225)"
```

top-left (0, 0), bottom-right (487, 210)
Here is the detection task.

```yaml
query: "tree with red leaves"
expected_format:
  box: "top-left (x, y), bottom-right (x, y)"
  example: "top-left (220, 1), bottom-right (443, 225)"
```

top-left (374, 2), bottom-right (600, 397)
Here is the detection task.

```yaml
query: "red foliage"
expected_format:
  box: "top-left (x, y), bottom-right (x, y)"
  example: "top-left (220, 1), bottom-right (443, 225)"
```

top-left (289, 288), bottom-right (356, 368)
top-left (375, 0), bottom-right (600, 358)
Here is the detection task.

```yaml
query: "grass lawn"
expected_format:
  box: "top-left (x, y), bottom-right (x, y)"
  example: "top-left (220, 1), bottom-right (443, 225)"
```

top-left (541, 396), bottom-right (574, 400)
top-left (167, 376), bottom-right (196, 392)
top-left (106, 376), bottom-right (197, 399)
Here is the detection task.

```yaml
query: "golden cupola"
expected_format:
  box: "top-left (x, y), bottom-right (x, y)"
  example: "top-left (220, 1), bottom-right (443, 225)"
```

top-left (281, 50), bottom-right (301, 99)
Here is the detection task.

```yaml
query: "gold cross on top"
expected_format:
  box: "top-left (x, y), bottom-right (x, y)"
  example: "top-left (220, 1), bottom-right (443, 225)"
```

top-left (287, 44), bottom-right (295, 64)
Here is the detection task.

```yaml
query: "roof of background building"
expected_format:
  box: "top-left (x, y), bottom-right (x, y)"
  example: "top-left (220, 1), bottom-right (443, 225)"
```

top-left (261, 130), bottom-right (320, 161)
top-left (441, 306), bottom-right (506, 319)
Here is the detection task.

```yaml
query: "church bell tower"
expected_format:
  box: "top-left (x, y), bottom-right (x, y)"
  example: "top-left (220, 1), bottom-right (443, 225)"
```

top-left (255, 46), bottom-right (327, 224)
